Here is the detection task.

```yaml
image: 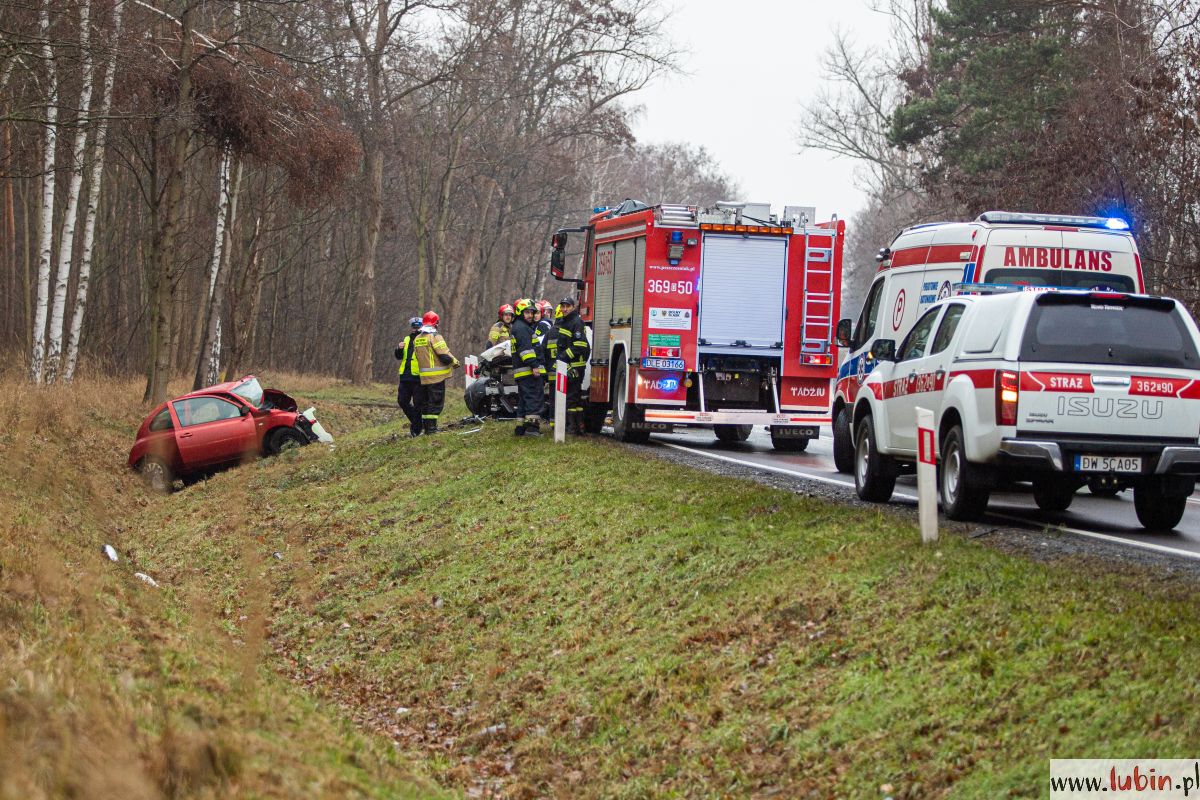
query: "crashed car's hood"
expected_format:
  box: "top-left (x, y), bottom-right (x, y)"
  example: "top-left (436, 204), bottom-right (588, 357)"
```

top-left (264, 388), bottom-right (297, 413)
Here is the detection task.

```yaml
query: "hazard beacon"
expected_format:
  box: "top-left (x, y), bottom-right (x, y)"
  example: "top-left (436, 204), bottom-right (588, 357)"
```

top-left (548, 200), bottom-right (844, 450)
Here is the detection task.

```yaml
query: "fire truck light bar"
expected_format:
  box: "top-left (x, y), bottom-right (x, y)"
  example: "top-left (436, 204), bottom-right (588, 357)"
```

top-left (976, 211), bottom-right (1130, 231)
top-left (700, 223), bottom-right (793, 235)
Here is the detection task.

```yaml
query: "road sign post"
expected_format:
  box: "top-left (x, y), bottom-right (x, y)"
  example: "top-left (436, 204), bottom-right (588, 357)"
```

top-left (554, 359), bottom-right (568, 443)
top-left (916, 406), bottom-right (938, 542)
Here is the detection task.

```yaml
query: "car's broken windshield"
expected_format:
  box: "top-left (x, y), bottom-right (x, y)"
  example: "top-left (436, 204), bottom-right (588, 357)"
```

top-left (232, 377), bottom-right (264, 408)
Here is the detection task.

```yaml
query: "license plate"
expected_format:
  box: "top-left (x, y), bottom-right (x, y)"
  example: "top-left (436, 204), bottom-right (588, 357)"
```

top-left (1073, 454), bottom-right (1142, 473)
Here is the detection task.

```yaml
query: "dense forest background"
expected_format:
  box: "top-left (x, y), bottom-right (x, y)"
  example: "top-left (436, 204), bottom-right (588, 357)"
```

top-left (3, 0), bottom-right (1199, 397)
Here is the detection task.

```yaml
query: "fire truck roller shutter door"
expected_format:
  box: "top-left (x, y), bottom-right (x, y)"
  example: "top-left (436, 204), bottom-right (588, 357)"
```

top-left (594, 243), bottom-right (615, 360)
top-left (631, 238), bottom-right (646, 356)
top-left (699, 235), bottom-right (787, 348)
top-left (613, 238), bottom-right (637, 326)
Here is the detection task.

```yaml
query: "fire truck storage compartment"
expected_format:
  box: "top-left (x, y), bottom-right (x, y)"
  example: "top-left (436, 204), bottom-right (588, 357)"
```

top-left (699, 235), bottom-right (787, 349)
top-left (630, 239), bottom-right (647, 356)
top-left (593, 242), bottom-right (615, 359)
top-left (612, 238), bottom-right (637, 328)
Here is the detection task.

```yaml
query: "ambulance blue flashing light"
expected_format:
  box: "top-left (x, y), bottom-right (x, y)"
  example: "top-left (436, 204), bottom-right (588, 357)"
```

top-left (976, 211), bottom-right (1134, 231)
top-left (1105, 217), bottom-right (1130, 230)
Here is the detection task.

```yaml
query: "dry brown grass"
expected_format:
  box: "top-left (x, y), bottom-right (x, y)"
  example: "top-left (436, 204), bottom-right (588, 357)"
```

top-left (0, 370), bottom-right (432, 800)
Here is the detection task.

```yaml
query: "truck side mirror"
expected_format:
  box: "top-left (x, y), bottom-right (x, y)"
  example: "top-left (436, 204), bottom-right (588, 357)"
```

top-left (868, 338), bottom-right (896, 362)
top-left (550, 232), bottom-right (568, 279)
top-left (835, 318), bottom-right (852, 347)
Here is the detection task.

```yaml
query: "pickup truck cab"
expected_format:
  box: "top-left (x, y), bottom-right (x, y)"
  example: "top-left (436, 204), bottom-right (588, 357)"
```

top-left (832, 211), bottom-right (1145, 473)
top-left (850, 289), bottom-right (1200, 531)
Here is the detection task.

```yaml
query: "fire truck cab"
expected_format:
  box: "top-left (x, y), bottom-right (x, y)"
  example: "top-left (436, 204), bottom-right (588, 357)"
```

top-left (830, 211), bottom-right (1146, 473)
top-left (549, 200), bottom-right (844, 449)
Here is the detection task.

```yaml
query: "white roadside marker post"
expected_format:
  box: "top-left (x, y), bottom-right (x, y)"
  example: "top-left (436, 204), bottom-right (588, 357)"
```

top-left (554, 359), bottom-right (568, 443)
top-left (915, 406), bottom-right (938, 542)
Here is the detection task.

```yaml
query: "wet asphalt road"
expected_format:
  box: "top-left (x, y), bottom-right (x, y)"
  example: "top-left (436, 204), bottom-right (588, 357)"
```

top-left (643, 425), bottom-right (1200, 563)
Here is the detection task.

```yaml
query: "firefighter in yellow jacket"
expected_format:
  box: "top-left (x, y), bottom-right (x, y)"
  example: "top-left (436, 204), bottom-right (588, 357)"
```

top-left (413, 310), bottom-right (459, 434)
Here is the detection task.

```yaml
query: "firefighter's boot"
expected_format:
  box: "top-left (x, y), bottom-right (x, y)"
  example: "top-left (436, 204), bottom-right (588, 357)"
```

top-left (513, 422), bottom-right (526, 436)
top-left (423, 418), bottom-right (439, 435)
top-left (524, 417), bottom-right (542, 437)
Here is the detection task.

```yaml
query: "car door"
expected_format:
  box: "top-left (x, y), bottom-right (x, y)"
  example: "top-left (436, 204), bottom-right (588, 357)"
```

top-left (171, 396), bottom-right (256, 470)
top-left (885, 307), bottom-right (943, 453)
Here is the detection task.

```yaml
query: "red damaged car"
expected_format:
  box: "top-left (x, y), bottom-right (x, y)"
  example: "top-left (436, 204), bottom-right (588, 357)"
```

top-left (128, 376), bottom-right (332, 491)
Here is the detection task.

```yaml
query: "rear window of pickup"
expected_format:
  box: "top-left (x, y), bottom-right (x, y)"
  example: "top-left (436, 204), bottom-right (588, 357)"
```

top-left (1020, 294), bottom-right (1199, 369)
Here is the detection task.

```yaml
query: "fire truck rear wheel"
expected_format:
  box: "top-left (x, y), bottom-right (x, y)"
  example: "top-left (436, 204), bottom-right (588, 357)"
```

top-left (611, 360), bottom-right (650, 444)
top-left (832, 406), bottom-right (854, 473)
top-left (769, 429), bottom-right (808, 452)
top-left (714, 424), bottom-right (752, 443)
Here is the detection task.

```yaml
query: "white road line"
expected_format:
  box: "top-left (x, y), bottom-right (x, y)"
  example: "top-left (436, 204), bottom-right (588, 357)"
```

top-left (987, 511), bottom-right (1200, 562)
top-left (659, 441), bottom-right (919, 502)
top-left (662, 441), bottom-right (1200, 563)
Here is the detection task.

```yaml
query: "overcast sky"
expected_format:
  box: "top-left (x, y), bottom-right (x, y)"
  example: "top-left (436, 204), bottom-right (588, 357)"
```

top-left (631, 0), bottom-right (894, 223)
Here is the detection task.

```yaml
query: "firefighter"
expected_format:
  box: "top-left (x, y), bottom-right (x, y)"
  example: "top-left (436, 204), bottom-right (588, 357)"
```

top-left (555, 296), bottom-right (590, 435)
top-left (488, 304), bottom-right (514, 349)
top-left (535, 300), bottom-right (555, 420)
top-left (413, 310), bottom-right (459, 434)
top-left (394, 316), bottom-right (423, 437)
top-left (510, 298), bottom-right (545, 436)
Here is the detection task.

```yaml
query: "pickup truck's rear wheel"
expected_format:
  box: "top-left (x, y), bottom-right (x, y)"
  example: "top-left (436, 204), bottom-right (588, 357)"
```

top-left (1134, 482), bottom-right (1188, 531)
top-left (1033, 478), bottom-right (1077, 513)
top-left (832, 406), bottom-right (854, 474)
top-left (854, 415), bottom-right (896, 503)
top-left (939, 425), bottom-right (989, 521)
top-left (611, 360), bottom-right (650, 444)
top-left (714, 424), bottom-right (752, 443)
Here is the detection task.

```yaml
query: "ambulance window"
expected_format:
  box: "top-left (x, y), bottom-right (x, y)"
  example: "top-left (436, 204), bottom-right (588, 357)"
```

top-left (929, 304), bottom-right (966, 355)
top-left (853, 279), bottom-right (885, 348)
top-left (897, 308), bottom-right (940, 362)
top-left (983, 268), bottom-right (1135, 293)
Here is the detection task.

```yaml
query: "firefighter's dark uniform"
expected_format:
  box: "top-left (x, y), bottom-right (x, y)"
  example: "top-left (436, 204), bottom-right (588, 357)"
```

top-left (394, 332), bottom-right (422, 436)
top-left (555, 307), bottom-right (590, 434)
top-left (413, 326), bottom-right (458, 433)
top-left (510, 316), bottom-right (545, 434)
top-left (536, 316), bottom-right (555, 419)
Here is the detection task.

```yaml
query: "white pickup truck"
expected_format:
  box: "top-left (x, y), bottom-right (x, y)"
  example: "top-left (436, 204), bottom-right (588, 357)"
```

top-left (849, 289), bottom-right (1200, 530)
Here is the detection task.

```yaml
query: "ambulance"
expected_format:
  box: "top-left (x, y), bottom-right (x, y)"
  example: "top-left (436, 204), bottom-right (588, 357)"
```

top-left (831, 211), bottom-right (1146, 472)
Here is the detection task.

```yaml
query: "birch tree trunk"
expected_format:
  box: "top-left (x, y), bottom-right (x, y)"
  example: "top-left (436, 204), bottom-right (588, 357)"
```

top-left (29, 0), bottom-right (59, 383)
top-left (64, 0), bottom-right (124, 382)
top-left (45, 0), bottom-right (94, 383)
top-left (192, 150), bottom-right (242, 389)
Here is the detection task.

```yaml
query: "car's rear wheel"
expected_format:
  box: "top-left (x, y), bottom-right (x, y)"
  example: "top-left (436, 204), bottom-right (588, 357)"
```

top-left (714, 424), bottom-right (752, 443)
top-left (1134, 482), bottom-right (1188, 531)
top-left (939, 425), bottom-right (989, 521)
top-left (1033, 478), bottom-right (1076, 513)
top-left (854, 415), bottom-right (895, 503)
top-left (833, 405), bottom-right (854, 473)
top-left (267, 427), bottom-right (306, 455)
top-left (140, 457), bottom-right (173, 494)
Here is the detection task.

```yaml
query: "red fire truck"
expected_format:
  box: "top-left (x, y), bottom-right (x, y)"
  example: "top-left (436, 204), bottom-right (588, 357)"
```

top-left (548, 200), bottom-right (844, 449)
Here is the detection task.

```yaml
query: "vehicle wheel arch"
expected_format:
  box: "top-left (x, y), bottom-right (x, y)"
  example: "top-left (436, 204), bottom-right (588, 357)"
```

top-left (608, 344), bottom-right (626, 407)
top-left (938, 406), bottom-right (963, 450)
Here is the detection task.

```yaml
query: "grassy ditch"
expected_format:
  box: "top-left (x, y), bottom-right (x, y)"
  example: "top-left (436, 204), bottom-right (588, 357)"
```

top-left (0, 373), bottom-right (443, 799)
top-left (118, 383), bottom-right (1200, 799)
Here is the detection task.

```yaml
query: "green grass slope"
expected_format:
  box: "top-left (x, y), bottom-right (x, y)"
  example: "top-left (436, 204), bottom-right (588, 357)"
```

top-left (121, 384), bottom-right (1200, 799)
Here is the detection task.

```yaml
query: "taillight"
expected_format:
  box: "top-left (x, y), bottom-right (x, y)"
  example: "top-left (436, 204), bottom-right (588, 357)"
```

top-left (996, 370), bottom-right (1019, 426)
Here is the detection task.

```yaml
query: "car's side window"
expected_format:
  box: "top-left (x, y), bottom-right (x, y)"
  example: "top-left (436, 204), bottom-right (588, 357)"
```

top-left (173, 397), bottom-right (242, 428)
top-left (853, 279), bottom-right (885, 348)
top-left (929, 304), bottom-right (966, 356)
top-left (897, 308), bottom-right (940, 362)
top-left (148, 408), bottom-right (173, 432)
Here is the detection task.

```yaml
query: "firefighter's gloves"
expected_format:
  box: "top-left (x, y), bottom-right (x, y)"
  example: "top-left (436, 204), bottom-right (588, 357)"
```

top-left (452, 358), bottom-right (461, 369)
top-left (567, 367), bottom-right (580, 380)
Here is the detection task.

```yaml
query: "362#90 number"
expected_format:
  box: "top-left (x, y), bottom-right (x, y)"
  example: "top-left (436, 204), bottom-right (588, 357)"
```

top-left (647, 279), bottom-right (694, 295)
